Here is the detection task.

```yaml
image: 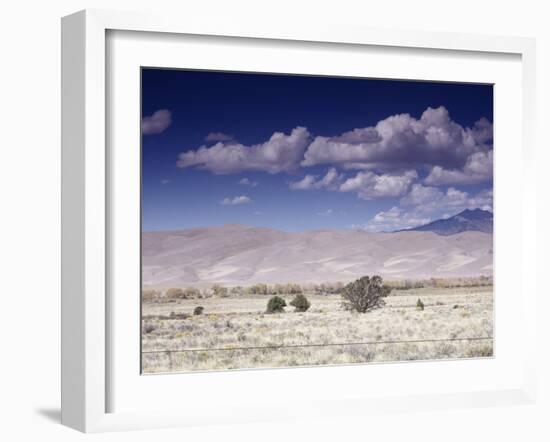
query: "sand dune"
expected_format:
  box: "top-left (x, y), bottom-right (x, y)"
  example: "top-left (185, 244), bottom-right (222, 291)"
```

top-left (142, 224), bottom-right (493, 287)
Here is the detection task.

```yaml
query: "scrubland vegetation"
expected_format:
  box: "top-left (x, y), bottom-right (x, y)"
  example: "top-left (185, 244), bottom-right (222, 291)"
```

top-left (142, 276), bottom-right (493, 373)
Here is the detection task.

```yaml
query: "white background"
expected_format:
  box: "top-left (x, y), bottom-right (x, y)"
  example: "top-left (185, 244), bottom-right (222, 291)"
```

top-left (109, 30), bottom-right (524, 414)
top-left (0, 1), bottom-right (548, 441)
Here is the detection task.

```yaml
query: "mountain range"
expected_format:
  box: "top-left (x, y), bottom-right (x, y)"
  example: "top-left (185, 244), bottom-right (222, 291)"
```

top-left (400, 209), bottom-right (493, 236)
top-left (142, 212), bottom-right (493, 287)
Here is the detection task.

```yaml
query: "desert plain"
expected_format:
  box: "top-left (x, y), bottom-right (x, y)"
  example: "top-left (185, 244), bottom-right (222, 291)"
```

top-left (141, 225), bottom-right (493, 373)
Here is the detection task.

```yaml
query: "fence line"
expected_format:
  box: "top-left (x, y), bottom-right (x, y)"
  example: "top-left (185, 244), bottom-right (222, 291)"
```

top-left (142, 336), bottom-right (493, 354)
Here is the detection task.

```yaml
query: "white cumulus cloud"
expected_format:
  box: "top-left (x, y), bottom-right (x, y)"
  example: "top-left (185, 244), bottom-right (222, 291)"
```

top-left (302, 107), bottom-right (492, 172)
top-left (177, 127), bottom-right (310, 174)
top-left (339, 170), bottom-right (418, 199)
top-left (318, 209), bottom-right (334, 216)
top-left (238, 178), bottom-right (258, 187)
top-left (142, 109), bottom-right (172, 135)
top-left (400, 185), bottom-right (493, 215)
top-left (356, 206), bottom-right (431, 232)
top-left (425, 150), bottom-right (493, 185)
top-left (291, 168), bottom-right (418, 200)
top-left (221, 195), bottom-right (251, 205)
top-left (400, 183), bottom-right (443, 206)
top-left (289, 167), bottom-right (342, 190)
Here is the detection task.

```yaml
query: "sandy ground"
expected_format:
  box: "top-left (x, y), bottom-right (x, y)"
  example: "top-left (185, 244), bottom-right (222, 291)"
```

top-left (142, 225), bottom-right (493, 287)
top-left (142, 286), bottom-right (493, 373)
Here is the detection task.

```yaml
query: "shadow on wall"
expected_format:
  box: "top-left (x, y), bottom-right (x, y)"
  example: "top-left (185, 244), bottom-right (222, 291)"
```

top-left (34, 408), bottom-right (60, 423)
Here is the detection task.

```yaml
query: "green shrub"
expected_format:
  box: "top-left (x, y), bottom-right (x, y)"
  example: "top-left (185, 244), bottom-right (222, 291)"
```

top-left (193, 306), bottom-right (204, 315)
top-left (266, 296), bottom-right (286, 313)
top-left (289, 294), bottom-right (311, 312)
top-left (416, 298), bottom-right (424, 311)
top-left (341, 275), bottom-right (391, 313)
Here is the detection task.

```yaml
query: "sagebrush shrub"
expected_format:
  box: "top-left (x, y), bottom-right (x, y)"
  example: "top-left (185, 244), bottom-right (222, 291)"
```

top-left (193, 306), bottom-right (204, 315)
top-left (289, 294), bottom-right (311, 312)
top-left (266, 296), bottom-right (286, 313)
top-left (183, 287), bottom-right (201, 299)
top-left (142, 289), bottom-right (160, 302)
top-left (416, 298), bottom-right (424, 311)
top-left (143, 323), bottom-right (156, 334)
top-left (231, 286), bottom-right (244, 296)
top-left (212, 284), bottom-right (229, 297)
top-left (341, 275), bottom-right (391, 313)
top-left (169, 311), bottom-right (189, 319)
top-left (248, 283), bottom-right (268, 295)
top-left (165, 287), bottom-right (184, 299)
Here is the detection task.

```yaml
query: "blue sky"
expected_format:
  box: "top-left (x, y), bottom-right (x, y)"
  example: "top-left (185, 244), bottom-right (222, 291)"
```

top-left (142, 69), bottom-right (493, 232)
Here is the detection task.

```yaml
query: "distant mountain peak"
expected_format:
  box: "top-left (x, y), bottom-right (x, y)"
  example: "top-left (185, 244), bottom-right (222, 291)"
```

top-left (400, 209), bottom-right (493, 236)
top-left (454, 208), bottom-right (493, 219)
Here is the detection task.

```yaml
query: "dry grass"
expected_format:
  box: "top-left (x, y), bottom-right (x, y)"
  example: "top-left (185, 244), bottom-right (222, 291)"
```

top-left (142, 286), bottom-right (493, 373)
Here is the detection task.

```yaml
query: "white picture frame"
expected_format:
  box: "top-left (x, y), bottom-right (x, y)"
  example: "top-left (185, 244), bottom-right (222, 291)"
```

top-left (61, 9), bottom-right (537, 433)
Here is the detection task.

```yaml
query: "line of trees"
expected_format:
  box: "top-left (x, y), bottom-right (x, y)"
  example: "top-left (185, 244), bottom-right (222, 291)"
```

top-left (143, 274), bottom-right (492, 302)
top-left (143, 282), bottom-right (345, 301)
top-left (387, 275), bottom-right (492, 290)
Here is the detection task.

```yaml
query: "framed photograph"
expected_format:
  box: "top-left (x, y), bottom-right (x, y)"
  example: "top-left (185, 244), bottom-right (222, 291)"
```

top-left (140, 68), bottom-right (495, 374)
top-left (61, 9), bottom-right (537, 432)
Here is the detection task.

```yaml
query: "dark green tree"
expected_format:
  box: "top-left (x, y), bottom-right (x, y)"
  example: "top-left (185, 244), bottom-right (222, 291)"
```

top-left (341, 275), bottom-right (391, 313)
top-left (266, 296), bottom-right (287, 313)
top-left (289, 294), bottom-right (311, 312)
